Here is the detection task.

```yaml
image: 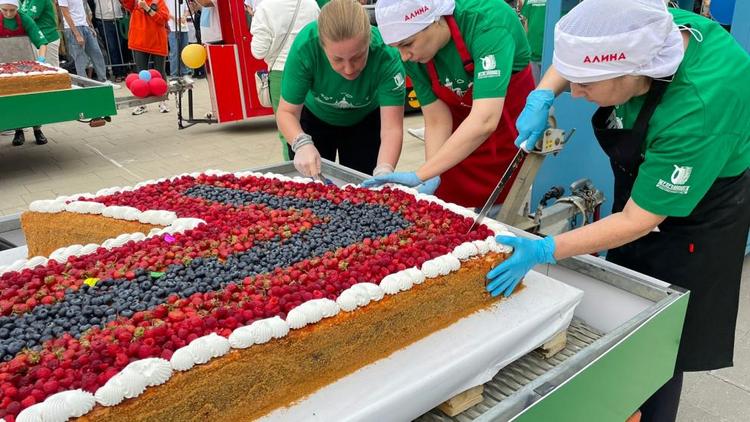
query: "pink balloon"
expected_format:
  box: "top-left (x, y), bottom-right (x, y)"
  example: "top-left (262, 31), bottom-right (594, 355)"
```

top-left (125, 73), bottom-right (139, 89)
top-left (130, 79), bottom-right (151, 98)
top-left (148, 77), bottom-right (169, 96)
top-left (148, 69), bottom-right (163, 80)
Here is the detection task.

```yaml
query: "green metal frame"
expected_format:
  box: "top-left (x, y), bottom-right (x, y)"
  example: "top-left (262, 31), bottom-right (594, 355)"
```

top-left (515, 292), bottom-right (689, 421)
top-left (0, 85), bottom-right (117, 131)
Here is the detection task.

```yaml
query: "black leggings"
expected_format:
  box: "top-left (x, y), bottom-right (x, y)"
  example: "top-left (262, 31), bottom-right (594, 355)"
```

top-left (640, 371), bottom-right (683, 422)
top-left (288, 106), bottom-right (381, 175)
top-left (133, 50), bottom-right (167, 80)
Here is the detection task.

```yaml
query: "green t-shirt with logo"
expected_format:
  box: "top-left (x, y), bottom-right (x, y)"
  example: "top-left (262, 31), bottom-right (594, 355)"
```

top-left (282, 22), bottom-right (406, 127)
top-left (615, 9), bottom-right (750, 217)
top-left (521, 0), bottom-right (546, 63)
top-left (404, 0), bottom-right (530, 107)
top-left (20, 0), bottom-right (60, 44)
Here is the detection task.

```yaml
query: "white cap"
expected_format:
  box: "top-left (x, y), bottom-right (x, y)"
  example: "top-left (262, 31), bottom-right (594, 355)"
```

top-left (375, 0), bottom-right (455, 45)
top-left (553, 0), bottom-right (684, 83)
top-left (0, 0), bottom-right (19, 7)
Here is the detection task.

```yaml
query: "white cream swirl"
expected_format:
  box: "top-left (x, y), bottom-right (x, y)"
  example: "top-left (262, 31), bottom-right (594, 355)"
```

top-left (29, 199), bottom-right (66, 213)
top-left (64, 200), bottom-right (105, 215)
top-left (285, 299), bottom-right (336, 329)
top-left (452, 242), bottom-right (480, 260)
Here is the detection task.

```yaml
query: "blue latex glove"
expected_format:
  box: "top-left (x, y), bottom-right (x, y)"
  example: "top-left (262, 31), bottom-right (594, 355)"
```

top-left (361, 171), bottom-right (422, 189)
top-left (486, 236), bottom-right (556, 297)
top-left (514, 89), bottom-right (555, 152)
top-left (36, 56), bottom-right (46, 63)
top-left (416, 176), bottom-right (440, 194)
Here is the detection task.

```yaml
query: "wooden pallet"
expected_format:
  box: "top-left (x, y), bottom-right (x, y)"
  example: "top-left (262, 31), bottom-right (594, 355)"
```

top-left (538, 329), bottom-right (568, 359)
top-left (437, 385), bottom-right (485, 417)
top-left (436, 327), bottom-right (570, 417)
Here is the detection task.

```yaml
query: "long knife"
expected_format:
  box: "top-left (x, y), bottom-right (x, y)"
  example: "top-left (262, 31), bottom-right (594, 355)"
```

top-left (467, 148), bottom-right (527, 233)
top-left (467, 128), bottom-right (575, 233)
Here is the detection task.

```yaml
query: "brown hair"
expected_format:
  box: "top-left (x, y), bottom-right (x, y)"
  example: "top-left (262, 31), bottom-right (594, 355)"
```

top-left (318, 0), bottom-right (371, 46)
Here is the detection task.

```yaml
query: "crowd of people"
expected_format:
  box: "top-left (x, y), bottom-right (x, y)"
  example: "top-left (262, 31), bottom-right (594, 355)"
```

top-left (1, 0), bottom-right (226, 124)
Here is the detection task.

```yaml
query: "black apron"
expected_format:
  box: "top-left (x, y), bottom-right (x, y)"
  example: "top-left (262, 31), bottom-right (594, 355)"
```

top-left (592, 79), bottom-right (750, 372)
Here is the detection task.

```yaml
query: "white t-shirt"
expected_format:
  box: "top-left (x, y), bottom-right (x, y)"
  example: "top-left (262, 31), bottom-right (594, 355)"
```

top-left (199, 2), bottom-right (222, 43)
top-left (167, 1), bottom-right (189, 32)
top-left (58, 0), bottom-right (89, 29)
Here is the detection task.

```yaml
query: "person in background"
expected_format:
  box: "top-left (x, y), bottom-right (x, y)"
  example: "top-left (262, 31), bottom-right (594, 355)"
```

top-left (1, 0), bottom-right (49, 146)
top-left (20, 0), bottom-right (58, 65)
top-left (520, 0), bottom-right (546, 84)
top-left (121, 0), bottom-right (170, 115)
top-left (14, 0), bottom-right (57, 145)
top-left (196, 0), bottom-right (221, 44)
top-left (167, 0), bottom-right (191, 81)
top-left (490, 1), bottom-right (749, 420)
top-left (276, 0), bottom-right (405, 177)
top-left (94, 0), bottom-right (127, 81)
top-left (59, 0), bottom-right (108, 82)
top-left (249, 0), bottom-right (319, 160)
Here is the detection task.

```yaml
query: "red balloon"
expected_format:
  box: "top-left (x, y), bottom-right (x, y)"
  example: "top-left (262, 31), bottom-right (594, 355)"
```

top-left (130, 79), bottom-right (151, 98)
top-left (148, 69), bottom-right (163, 80)
top-left (125, 73), bottom-right (139, 89)
top-left (148, 77), bottom-right (169, 96)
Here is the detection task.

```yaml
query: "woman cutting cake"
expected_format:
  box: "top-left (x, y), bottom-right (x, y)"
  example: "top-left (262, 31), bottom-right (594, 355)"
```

top-left (362, 0), bottom-right (535, 206)
top-left (276, 0), bottom-right (405, 177)
top-left (485, 0), bottom-right (750, 420)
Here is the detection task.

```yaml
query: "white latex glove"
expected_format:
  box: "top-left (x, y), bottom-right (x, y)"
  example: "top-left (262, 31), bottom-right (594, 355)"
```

top-left (372, 163), bottom-right (395, 177)
top-left (293, 143), bottom-right (321, 177)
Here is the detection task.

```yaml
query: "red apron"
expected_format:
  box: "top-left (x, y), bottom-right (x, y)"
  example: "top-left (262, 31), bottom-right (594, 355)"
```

top-left (0, 15), bottom-right (27, 37)
top-left (427, 16), bottom-right (534, 208)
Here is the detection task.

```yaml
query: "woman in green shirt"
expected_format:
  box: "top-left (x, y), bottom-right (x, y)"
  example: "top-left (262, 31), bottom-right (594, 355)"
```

top-left (1, 0), bottom-right (49, 146)
top-left (487, 1), bottom-right (750, 420)
top-left (276, 0), bottom-right (405, 177)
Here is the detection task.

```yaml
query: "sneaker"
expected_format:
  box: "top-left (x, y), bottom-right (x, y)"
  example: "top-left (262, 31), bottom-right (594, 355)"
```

top-left (132, 105), bottom-right (147, 116)
top-left (103, 80), bottom-right (121, 90)
top-left (158, 101), bottom-right (170, 113)
top-left (182, 75), bottom-right (194, 85)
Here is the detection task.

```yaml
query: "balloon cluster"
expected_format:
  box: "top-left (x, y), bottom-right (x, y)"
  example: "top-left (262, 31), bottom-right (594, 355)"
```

top-left (125, 70), bottom-right (169, 98)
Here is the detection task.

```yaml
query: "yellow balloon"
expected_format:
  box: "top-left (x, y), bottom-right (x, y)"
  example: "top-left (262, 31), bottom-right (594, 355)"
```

top-left (181, 44), bottom-right (207, 69)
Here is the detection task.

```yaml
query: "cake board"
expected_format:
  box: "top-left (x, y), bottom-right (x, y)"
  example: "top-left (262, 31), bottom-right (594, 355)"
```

top-left (260, 270), bottom-right (583, 422)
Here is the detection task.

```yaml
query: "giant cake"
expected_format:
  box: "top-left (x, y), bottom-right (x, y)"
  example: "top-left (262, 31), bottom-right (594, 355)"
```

top-left (0, 61), bottom-right (71, 97)
top-left (0, 170), bottom-right (517, 421)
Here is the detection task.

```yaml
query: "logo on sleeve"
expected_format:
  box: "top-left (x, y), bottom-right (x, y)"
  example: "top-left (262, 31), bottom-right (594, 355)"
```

top-left (478, 55), bottom-right (501, 79)
top-left (656, 165), bottom-right (692, 194)
top-left (393, 73), bottom-right (405, 90)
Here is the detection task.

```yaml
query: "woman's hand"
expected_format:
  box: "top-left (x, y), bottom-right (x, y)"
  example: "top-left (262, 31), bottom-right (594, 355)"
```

top-left (293, 143), bottom-right (322, 177)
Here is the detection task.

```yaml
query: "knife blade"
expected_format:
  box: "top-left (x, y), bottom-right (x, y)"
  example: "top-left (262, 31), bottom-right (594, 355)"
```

top-left (467, 148), bottom-right (528, 233)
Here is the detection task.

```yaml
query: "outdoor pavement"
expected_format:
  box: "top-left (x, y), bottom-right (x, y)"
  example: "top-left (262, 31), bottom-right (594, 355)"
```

top-left (0, 79), bottom-right (748, 421)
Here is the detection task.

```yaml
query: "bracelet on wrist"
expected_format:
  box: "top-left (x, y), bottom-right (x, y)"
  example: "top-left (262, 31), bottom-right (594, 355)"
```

top-left (291, 133), bottom-right (313, 153)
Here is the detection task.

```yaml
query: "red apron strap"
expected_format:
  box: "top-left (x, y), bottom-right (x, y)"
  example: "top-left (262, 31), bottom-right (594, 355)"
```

top-left (0, 15), bottom-right (27, 38)
top-left (426, 15), bottom-right (475, 108)
top-left (445, 16), bottom-right (474, 73)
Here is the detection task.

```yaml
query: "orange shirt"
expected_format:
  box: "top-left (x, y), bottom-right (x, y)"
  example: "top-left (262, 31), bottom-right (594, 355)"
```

top-left (122, 0), bottom-right (169, 56)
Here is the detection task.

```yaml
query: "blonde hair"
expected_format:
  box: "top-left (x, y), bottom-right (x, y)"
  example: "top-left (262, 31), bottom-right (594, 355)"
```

top-left (318, 0), bottom-right (371, 45)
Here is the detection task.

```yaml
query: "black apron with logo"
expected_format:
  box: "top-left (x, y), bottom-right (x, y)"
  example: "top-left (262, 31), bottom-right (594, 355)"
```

top-left (592, 79), bottom-right (750, 372)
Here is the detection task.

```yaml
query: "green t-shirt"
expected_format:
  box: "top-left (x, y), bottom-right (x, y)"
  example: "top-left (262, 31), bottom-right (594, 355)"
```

top-left (615, 9), bottom-right (750, 217)
top-left (282, 23), bottom-right (406, 126)
top-left (316, 0), bottom-right (330, 7)
top-left (521, 0), bottom-right (546, 63)
top-left (20, 0), bottom-right (60, 43)
top-left (404, 0), bottom-right (530, 107)
top-left (2, 13), bottom-right (48, 49)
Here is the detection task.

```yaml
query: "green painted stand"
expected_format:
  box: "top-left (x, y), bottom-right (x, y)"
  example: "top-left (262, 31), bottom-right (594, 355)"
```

top-left (0, 84), bottom-right (117, 131)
